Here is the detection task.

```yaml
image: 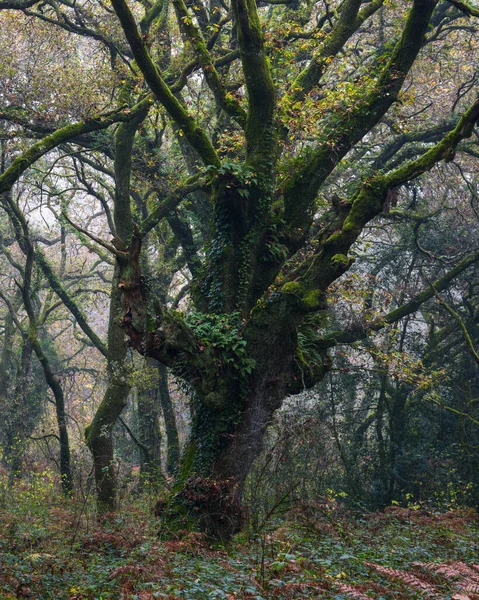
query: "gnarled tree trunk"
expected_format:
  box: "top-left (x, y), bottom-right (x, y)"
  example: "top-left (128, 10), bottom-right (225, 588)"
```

top-left (108, 0), bottom-right (473, 540)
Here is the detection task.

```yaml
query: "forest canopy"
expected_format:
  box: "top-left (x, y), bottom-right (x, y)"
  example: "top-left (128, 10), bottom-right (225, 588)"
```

top-left (0, 0), bottom-right (479, 542)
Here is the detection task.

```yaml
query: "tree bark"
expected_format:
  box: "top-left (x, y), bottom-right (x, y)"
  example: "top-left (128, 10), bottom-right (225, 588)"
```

top-left (158, 362), bottom-right (180, 476)
top-left (29, 332), bottom-right (73, 496)
top-left (21, 246), bottom-right (73, 496)
top-left (137, 359), bottom-right (163, 486)
top-left (86, 266), bottom-right (131, 513)
top-left (158, 312), bottom-right (306, 540)
top-left (85, 100), bottom-right (147, 513)
top-left (3, 338), bottom-right (33, 481)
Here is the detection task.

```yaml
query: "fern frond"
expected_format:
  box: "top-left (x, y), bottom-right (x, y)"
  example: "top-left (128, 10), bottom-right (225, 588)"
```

top-left (336, 582), bottom-right (372, 599)
top-left (365, 562), bottom-right (440, 598)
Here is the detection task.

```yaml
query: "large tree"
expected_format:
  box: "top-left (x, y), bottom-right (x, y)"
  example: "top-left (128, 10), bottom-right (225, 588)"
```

top-left (2, 0), bottom-right (479, 537)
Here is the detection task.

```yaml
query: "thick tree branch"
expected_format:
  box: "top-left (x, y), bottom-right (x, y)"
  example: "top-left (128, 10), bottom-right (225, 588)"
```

top-left (141, 176), bottom-right (209, 235)
top-left (280, 95), bottom-right (479, 314)
top-left (35, 252), bottom-right (109, 357)
top-left (140, 0), bottom-right (167, 32)
top-left (383, 97), bottom-right (479, 189)
top-left (0, 103), bottom-right (149, 196)
top-left (0, 0), bottom-right (38, 7)
top-left (370, 122), bottom-right (455, 171)
top-left (61, 211), bottom-right (120, 256)
top-left (282, 0), bottom-right (437, 246)
top-left (231, 0), bottom-right (277, 166)
top-left (433, 294), bottom-right (479, 366)
top-left (289, 246), bottom-right (479, 394)
top-left (109, 0), bottom-right (220, 167)
top-left (114, 103), bottom-right (149, 244)
top-left (448, 0), bottom-right (479, 16)
top-left (284, 0), bottom-right (384, 106)
top-left (172, 0), bottom-right (246, 126)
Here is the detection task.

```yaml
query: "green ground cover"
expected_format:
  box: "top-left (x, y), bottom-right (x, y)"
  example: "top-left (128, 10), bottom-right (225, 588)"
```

top-left (1, 474), bottom-right (478, 599)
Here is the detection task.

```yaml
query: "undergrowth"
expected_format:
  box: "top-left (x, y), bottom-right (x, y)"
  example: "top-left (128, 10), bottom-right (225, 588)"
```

top-left (1, 471), bottom-right (479, 598)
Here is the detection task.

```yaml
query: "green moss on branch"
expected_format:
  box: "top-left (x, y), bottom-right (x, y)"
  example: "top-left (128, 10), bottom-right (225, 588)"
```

top-left (0, 103), bottom-right (148, 195)
top-left (110, 0), bottom-right (220, 167)
top-left (172, 0), bottom-right (246, 126)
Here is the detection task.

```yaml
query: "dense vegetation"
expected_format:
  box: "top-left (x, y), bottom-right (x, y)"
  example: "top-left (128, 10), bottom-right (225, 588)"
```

top-left (1, 0), bottom-right (479, 594)
top-left (2, 477), bottom-right (479, 598)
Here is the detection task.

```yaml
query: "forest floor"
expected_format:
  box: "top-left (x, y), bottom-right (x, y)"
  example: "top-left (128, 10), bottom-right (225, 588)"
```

top-left (1, 474), bottom-right (479, 599)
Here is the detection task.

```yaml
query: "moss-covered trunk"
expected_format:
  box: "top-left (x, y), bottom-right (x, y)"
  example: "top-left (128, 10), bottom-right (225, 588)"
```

top-left (113, 0), bottom-right (450, 540)
top-left (86, 267), bottom-right (131, 513)
top-left (162, 312), bottom-right (304, 540)
top-left (158, 362), bottom-right (180, 476)
top-left (165, 385), bottom-right (290, 539)
top-left (137, 359), bottom-right (163, 487)
top-left (86, 103), bottom-right (147, 513)
top-left (3, 337), bottom-right (34, 482)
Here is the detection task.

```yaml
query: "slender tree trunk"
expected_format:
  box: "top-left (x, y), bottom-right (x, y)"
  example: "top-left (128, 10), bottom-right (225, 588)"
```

top-left (388, 316), bottom-right (413, 503)
top-left (388, 385), bottom-right (408, 502)
top-left (4, 337), bottom-right (33, 482)
top-left (86, 101), bottom-right (147, 513)
top-left (1, 311), bottom-right (24, 478)
top-left (86, 267), bottom-right (131, 513)
top-left (29, 336), bottom-right (72, 496)
top-left (21, 246), bottom-right (73, 496)
top-left (375, 375), bottom-right (389, 508)
top-left (0, 311), bottom-right (14, 392)
top-left (137, 359), bottom-right (163, 486)
top-left (158, 362), bottom-right (180, 475)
